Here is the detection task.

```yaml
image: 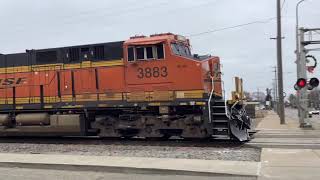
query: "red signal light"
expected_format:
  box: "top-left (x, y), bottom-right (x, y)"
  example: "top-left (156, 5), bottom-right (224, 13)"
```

top-left (297, 78), bottom-right (306, 87)
top-left (294, 78), bottom-right (307, 90)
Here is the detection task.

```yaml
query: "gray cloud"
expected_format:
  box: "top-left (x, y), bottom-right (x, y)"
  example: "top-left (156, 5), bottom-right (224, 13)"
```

top-left (0, 0), bottom-right (319, 97)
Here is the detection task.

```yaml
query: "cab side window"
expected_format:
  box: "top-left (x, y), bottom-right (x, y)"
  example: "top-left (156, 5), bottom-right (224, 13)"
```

top-left (127, 43), bottom-right (165, 62)
top-left (128, 47), bottom-right (135, 62)
top-left (136, 47), bottom-right (145, 60)
top-left (146, 47), bottom-right (154, 59)
top-left (156, 44), bottom-right (164, 59)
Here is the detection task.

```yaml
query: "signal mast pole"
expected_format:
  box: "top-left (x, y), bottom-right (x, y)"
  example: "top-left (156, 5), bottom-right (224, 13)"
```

top-left (276, 0), bottom-right (285, 124)
top-left (297, 29), bottom-right (310, 127)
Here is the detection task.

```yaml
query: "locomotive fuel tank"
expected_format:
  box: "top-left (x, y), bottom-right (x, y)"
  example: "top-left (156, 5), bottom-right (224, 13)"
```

top-left (16, 113), bottom-right (50, 126)
top-left (0, 114), bottom-right (10, 126)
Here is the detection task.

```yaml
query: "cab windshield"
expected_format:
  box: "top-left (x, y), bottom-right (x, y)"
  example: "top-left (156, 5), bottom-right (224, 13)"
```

top-left (170, 43), bottom-right (192, 58)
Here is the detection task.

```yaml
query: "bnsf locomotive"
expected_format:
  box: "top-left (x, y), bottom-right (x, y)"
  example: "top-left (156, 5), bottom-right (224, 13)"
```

top-left (0, 33), bottom-right (251, 141)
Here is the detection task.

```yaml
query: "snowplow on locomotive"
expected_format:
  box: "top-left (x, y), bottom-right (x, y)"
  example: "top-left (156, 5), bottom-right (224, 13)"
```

top-left (0, 33), bottom-right (251, 141)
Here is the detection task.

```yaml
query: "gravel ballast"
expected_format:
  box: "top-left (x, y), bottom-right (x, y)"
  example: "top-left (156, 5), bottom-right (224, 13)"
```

top-left (0, 140), bottom-right (261, 162)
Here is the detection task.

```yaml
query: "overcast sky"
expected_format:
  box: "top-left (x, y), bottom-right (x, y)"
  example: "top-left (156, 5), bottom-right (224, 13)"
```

top-left (0, 0), bottom-right (319, 98)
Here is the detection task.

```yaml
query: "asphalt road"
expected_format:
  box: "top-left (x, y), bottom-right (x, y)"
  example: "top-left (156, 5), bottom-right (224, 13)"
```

top-left (0, 167), bottom-right (256, 180)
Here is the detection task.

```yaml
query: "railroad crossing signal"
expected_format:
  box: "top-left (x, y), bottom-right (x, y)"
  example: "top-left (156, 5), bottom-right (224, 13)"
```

top-left (294, 78), bottom-right (319, 91)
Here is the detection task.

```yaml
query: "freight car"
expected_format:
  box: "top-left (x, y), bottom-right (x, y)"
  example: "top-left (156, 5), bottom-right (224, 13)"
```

top-left (0, 33), bottom-right (251, 141)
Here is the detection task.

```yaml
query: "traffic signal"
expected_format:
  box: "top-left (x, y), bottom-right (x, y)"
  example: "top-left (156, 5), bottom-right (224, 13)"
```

top-left (308, 78), bottom-right (319, 90)
top-left (294, 78), bottom-right (319, 90)
top-left (294, 78), bottom-right (307, 90)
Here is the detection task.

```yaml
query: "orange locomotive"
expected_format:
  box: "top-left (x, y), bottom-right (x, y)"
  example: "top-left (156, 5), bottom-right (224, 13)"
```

top-left (0, 33), bottom-right (250, 141)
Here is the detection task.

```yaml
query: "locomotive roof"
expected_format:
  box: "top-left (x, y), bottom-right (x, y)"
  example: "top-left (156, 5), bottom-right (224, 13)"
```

top-left (125, 33), bottom-right (175, 44)
top-left (0, 41), bottom-right (124, 55)
top-left (0, 33), bottom-right (189, 67)
top-left (0, 41), bottom-right (124, 67)
top-left (0, 33), bottom-right (184, 56)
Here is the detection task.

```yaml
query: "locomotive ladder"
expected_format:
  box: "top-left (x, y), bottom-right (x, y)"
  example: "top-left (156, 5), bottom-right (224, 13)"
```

top-left (208, 79), bottom-right (250, 141)
top-left (210, 99), bottom-right (231, 139)
top-left (208, 75), bottom-right (231, 139)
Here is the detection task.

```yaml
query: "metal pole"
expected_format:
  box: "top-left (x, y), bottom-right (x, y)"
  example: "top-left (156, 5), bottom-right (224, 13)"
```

top-left (299, 28), bottom-right (312, 128)
top-left (296, 0), bottom-right (304, 125)
top-left (277, 0), bottom-right (285, 124)
top-left (296, 1), bottom-right (306, 53)
top-left (295, 0), bottom-right (308, 127)
top-left (257, 88), bottom-right (260, 102)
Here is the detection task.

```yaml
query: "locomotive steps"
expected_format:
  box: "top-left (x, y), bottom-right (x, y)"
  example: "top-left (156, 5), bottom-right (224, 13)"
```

top-left (0, 153), bottom-right (259, 177)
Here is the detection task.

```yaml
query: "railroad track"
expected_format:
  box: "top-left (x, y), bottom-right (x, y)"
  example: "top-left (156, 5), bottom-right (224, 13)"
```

top-left (0, 136), bottom-right (261, 162)
top-left (0, 136), bottom-right (249, 148)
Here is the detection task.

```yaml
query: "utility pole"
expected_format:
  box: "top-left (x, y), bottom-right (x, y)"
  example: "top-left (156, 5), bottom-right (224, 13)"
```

top-left (257, 88), bottom-right (260, 102)
top-left (272, 66), bottom-right (278, 113)
top-left (276, 0), bottom-right (285, 124)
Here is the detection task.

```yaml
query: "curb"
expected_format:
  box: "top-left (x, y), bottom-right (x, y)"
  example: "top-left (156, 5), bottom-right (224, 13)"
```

top-left (0, 162), bottom-right (258, 177)
top-left (0, 153), bottom-right (260, 177)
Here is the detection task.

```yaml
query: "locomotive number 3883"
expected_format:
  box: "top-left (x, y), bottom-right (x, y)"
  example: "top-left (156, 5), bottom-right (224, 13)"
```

top-left (137, 66), bottom-right (168, 78)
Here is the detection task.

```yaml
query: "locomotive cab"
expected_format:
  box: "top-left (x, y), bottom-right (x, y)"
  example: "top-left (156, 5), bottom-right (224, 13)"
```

top-left (123, 33), bottom-right (222, 99)
top-left (124, 34), bottom-right (172, 93)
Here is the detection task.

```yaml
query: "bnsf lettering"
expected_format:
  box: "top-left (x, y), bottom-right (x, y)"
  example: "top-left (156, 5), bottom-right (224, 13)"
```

top-left (137, 67), bottom-right (168, 79)
top-left (0, 78), bottom-right (27, 86)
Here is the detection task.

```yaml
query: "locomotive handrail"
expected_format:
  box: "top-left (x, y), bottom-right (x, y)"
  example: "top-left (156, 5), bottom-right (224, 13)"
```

top-left (222, 80), bottom-right (230, 118)
top-left (208, 76), bottom-right (214, 123)
top-left (219, 64), bottom-right (230, 119)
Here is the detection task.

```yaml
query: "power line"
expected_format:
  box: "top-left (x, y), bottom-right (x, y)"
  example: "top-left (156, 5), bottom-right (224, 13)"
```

top-left (187, 17), bottom-right (276, 37)
top-left (281, 0), bottom-right (286, 10)
top-left (60, 0), bottom-right (219, 26)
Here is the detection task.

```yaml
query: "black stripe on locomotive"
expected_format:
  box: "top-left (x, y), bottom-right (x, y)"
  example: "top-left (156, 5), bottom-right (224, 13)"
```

top-left (0, 41), bottom-right (124, 68)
